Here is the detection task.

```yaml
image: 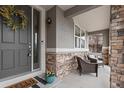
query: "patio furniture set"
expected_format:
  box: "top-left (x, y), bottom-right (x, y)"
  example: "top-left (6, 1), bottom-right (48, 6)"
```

top-left (75, 54), bottom-right (104, 77)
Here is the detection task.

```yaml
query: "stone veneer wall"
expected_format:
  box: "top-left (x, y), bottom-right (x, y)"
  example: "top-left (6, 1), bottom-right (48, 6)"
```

top-left (102, 47), bottom-right (109, 65)
top-left (46, 52), bottom-right (85, 79)
top-left (110, 5), bottom-right (124, 88)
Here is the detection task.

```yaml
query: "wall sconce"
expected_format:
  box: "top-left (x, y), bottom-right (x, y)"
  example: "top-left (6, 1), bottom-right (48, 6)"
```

top-left (47, 17), bottom-right (52, 24)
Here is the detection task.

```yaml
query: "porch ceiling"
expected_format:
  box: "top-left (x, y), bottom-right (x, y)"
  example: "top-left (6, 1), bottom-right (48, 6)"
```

top-left (73, 5), bottom-right (111, 32)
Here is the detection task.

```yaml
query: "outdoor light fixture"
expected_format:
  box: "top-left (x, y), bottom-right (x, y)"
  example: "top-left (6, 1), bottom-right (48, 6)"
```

top-left (47, 17), bottom-right (52, 24)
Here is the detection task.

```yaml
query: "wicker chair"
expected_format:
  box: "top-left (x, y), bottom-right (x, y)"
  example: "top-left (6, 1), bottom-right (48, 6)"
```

top-left (87, 55), bottom-right (97, 63)
top-left (87, 55), bottom-right (104, 67)
top-left (76, 56), bottom-right (98, 77)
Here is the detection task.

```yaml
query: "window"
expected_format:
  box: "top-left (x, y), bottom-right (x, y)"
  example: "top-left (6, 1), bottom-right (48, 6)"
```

top-left (80, 30), bottom-right (85, 48)
top-left (74, 25), bottom-right (86, 48)
top-left (33, 8), bottom-right (40, 70)
top-left (88, 33), bottom-right (103, 53)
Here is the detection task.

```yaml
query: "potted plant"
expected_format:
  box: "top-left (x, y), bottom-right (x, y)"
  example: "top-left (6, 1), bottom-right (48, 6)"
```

top-left (45, 70), bottom-right (55, 84)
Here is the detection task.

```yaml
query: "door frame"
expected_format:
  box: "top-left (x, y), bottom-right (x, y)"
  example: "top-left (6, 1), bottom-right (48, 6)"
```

top-left (31, 5), bottom-right (46, 73)
top-left (31, 6), bottom-right (45, 72)
top-left (0, 5), bottom-right (46, 87)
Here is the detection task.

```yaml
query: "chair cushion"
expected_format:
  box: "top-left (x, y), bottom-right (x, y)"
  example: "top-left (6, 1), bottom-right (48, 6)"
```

top-left (89, 55), bottom-right (96, 59)
top-left (97, 60), bottom-right (103, 63)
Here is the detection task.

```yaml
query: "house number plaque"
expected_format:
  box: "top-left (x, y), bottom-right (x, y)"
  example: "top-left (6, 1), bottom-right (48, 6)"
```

top-left (118, 29), bottom-right (124, 36)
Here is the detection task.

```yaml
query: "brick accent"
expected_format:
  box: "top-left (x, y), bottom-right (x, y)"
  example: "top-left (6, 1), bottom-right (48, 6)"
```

top-left (110, 5), bottom-right (124, 88)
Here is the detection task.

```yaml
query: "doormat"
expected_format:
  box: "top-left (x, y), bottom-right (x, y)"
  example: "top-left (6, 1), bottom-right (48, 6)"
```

top-left (34, 76), bottom-right (47, 85)
top-left (6, 78), bottom-right (38, 88)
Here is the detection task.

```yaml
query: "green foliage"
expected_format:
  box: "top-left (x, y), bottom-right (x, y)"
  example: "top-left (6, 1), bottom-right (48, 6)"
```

top-left (46, 70), bottom-right (55, 77)
top-left (0, 5), bottom-right (27, 31)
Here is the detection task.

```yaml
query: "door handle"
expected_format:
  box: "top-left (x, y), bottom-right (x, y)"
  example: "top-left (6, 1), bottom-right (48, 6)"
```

top-left (28, 52), bottom-right (32, 57)
top-left (28, 43), bottom-right (32, 57)
top-left (28, 49), bottom-right (32, 57)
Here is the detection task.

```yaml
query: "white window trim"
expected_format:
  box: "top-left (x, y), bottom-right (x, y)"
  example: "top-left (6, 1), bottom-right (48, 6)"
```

top-left (74, 24), bottom-right (87, 49)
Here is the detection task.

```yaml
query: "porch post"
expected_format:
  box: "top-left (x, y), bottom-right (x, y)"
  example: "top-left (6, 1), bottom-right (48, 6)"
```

top-left (102, 30), bottom-right (109, 65)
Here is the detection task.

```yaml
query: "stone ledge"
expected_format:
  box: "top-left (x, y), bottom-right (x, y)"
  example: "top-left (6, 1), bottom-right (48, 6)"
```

top-left (112, 45), bottom-right (123, 49)
top-left (112, 7), bottom-right (124, 14)
top-left (112, 25), bottom-right (124, 30)
top-left (46, 51), bottom-right (85, 55)
top-left (112, 18), bottom-right (124, 23)
top-left (117, 64), bottom-right (124, 68)
top-left (118, 36), bottom-right (124, 40)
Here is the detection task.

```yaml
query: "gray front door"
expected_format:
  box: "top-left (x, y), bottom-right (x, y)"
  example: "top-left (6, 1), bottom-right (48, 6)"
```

top-left (0, 6), bottom-right (32, 79)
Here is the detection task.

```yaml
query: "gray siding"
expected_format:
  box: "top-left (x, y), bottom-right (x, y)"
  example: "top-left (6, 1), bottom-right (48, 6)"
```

top-left (46, 6), bottom-right (74, 48)
top-left (56, 6), bottom-right (74, 48)
top-left (47, 6), bottom-right (56, 48)
top-left (64, 5), bottom-right (100, 17)
top-left (103, 30), bottom-right (109, 47)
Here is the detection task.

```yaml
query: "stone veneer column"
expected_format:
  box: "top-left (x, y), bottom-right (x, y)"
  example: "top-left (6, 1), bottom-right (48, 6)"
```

top-left (102, 47), bottom-right (109, 65)
top-left (102, 29), bottom-right (109, 65)
top-left (46, 52), bottom-right (85, 79)
top-left (110, 5), bottom-right (124, 88)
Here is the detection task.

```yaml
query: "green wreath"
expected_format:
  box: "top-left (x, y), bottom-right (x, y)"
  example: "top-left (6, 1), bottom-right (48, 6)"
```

top-left (0, 5), bottom-right (27, 31)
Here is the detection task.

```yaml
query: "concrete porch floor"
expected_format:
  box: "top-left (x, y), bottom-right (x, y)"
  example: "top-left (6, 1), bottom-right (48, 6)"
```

top-left (53, 65), bottom-right (110, 88)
